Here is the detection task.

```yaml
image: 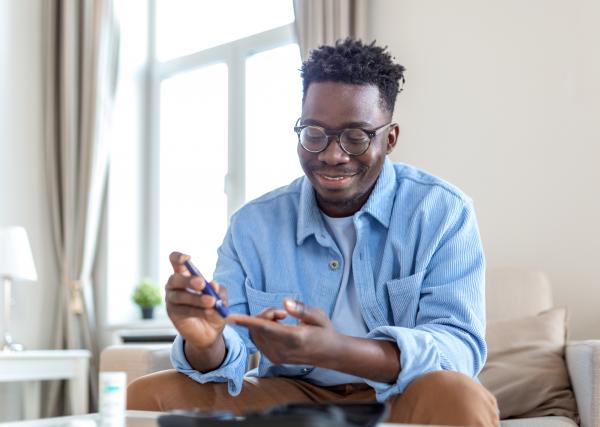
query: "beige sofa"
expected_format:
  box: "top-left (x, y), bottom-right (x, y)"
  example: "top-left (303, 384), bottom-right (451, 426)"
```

top-left (100, 269), bottom-right (600, 427)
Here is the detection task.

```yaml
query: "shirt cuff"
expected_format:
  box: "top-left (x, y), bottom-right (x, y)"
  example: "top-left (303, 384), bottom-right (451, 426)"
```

top-left (170, 324), bottom-right (248, 395)
top-left (364, 326), bottom-right (442, 401)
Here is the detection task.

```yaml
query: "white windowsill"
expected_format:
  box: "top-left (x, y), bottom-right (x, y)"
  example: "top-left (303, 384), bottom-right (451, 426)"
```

top-left (106, 318), bottom-right (174, 331)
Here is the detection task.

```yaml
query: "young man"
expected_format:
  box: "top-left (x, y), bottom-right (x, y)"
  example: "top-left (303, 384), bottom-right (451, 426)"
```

top-left (128, 39), bottom-right (499, 426)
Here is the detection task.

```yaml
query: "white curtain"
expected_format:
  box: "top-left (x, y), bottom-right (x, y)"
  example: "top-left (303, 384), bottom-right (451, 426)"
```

top-left (42, 0), bottom-right (119, 416)
top-left (293, 0), bottom-right (369, 60)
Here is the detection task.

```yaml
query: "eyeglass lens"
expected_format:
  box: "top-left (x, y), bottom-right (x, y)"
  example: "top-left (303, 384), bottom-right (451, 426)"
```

top-left (299, 127), bottom-right (370, 155)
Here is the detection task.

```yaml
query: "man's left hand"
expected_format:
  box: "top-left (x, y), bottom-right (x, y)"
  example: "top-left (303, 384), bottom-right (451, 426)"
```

top-left (227, 299), bottom-right (342, 366)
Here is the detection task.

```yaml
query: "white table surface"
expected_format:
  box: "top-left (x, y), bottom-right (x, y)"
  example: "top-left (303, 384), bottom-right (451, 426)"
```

top-left (0, 350), bottom-right (91, 419)
top-left (0, 410), bottom-right (442, 427)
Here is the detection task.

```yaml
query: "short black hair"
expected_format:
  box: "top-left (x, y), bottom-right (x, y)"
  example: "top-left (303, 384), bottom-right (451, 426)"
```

top-left (300, 38), bottom-right (406, 113)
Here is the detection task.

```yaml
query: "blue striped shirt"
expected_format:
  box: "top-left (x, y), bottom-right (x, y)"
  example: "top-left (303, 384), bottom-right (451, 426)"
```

top-left (171, 158), bottom-right (487, 402)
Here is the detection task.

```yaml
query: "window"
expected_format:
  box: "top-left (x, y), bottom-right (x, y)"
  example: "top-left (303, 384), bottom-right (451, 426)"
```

top-left (107, 0), bottom-right (303, 324)
top-left (158, 64), bottom-right (229, 286)
top-left (245, 44), bottom-right (304, 201)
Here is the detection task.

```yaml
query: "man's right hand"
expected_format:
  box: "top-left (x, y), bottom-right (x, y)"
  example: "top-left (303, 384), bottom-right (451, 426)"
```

top-left (166, 252), bottom-right (228, 371)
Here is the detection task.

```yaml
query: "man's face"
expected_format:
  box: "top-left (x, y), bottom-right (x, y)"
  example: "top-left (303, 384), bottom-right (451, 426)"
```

top-left (297, 81), bottom-right (399, 217)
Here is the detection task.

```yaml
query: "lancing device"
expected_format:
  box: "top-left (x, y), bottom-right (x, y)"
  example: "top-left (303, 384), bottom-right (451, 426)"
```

top-left (183, 258), bottom-right (229, 317)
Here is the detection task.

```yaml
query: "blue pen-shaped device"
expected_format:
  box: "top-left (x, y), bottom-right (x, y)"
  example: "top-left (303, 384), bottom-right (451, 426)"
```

top-left (183, 259), bottom-right (229, 317)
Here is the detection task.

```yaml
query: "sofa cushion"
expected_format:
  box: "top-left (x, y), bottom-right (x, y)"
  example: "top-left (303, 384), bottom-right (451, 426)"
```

top-left (479, 307), bottom-right (578, 422)
top-left (485, 269), bottom-right (553, 322)
top-left (500, 416), bottom-right (578, 427)
top-left (100, 344), bottom-right (172, 384)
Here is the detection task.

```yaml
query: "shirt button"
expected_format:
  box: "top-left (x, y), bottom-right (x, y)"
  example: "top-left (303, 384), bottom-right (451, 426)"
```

top-left (301, 368), bottom-right (311, 373)
top-left (329, 260), bottom-right (340, 270)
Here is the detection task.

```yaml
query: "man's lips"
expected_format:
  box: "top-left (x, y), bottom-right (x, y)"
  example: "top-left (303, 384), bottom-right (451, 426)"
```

top-left (317, 173), bottom-right (356, 180)
top-left (311, 170), bottom-right (359, 189)
top-left (310, 167), bottom-right (360, 178)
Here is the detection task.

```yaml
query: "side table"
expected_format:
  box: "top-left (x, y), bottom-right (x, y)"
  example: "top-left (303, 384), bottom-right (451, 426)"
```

top-left (0, 350), bottom-right (91, 419)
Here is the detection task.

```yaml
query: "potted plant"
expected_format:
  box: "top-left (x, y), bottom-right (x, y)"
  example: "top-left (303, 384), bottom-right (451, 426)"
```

top-left (131, 278), bottom-right (162, 319)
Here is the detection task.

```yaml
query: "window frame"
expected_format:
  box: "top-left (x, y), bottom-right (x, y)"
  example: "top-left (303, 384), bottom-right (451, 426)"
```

top-left (144, 0), bottom-right (297, 280)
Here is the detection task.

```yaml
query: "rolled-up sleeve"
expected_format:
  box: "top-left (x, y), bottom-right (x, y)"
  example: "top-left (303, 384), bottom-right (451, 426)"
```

top-left (365, 201), bottom-right (486, 401)
top-left (170, 325), bottom-right (248, 395)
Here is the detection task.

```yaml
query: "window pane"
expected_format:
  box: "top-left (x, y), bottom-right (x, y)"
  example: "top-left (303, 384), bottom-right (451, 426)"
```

top-left (245, 44), bottom-right (304, 201)
top-left (159, 64), bottom-right (228, 285)
top-left (156, 0), bottom-right (295, 61)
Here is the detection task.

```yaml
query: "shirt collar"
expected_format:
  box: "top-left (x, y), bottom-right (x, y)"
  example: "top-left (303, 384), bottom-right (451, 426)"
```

top-left (359, 157), bottom-right (396, 228)
top-left (296, 158), bottom-right (396, 245)
top-left (297, 176), bottom-right (326, 245)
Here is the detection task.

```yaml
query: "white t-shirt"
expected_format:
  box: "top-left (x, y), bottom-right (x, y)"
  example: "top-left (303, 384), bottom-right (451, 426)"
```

top-left (303, 213), bottom-right (369, 385)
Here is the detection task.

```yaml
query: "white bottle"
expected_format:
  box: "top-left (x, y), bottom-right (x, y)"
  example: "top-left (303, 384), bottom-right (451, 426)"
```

top-left (99, 371), bottom-right (127, 426)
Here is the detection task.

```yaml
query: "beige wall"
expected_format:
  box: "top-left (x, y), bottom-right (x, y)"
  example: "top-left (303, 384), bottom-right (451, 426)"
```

top-left (369, 0), bottom-right (600, 339)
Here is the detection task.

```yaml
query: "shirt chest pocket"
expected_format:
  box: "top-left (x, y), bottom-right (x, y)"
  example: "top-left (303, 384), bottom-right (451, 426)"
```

top-left (244, 278), bottom-right (300, 325)
top-left (385, 270), bottom-right (426, 328)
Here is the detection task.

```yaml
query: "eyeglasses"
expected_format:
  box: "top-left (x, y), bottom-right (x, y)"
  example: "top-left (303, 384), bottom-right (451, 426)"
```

top-left (294, 118), bottom-right (392, 156)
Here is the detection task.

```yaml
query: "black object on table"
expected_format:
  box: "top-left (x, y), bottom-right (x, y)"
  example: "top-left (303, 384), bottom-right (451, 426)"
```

top-left (157, 401), bottom-right (389, 427)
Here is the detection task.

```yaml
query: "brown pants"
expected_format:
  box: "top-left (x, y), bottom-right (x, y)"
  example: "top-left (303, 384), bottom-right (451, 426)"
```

top-left (127, 370), bottom-right (499, 426)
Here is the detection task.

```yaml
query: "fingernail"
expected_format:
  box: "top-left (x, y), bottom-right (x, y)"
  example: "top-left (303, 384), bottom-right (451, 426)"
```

top-left (179, 254), bottom-right (189, 264)
top-left (285, 299), bottom-right (299, 311)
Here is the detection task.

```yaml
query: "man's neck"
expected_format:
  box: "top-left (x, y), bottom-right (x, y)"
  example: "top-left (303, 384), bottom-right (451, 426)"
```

top-left (315, 191), bottom-right (371, 218)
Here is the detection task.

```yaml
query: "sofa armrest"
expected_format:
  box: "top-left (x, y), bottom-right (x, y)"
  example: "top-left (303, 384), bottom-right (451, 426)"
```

top-left (566, 340), bottom-right (600, 427)
top-left (100, 344), bottom-right (173, 384)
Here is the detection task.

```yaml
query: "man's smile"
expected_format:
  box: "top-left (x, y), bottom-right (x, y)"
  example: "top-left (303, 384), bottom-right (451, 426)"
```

top-left (314, 173), bottom-right (356, 189)
top-left (310, 168), bottom-right (361, 190)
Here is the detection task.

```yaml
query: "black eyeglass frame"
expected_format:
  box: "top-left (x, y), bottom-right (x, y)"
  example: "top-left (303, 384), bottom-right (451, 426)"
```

top-left (293, 118), bottom-right (393, 156)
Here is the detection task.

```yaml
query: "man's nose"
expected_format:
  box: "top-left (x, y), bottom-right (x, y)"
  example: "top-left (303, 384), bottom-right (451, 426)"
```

top-left (317, 135), bottom-right (349, 164)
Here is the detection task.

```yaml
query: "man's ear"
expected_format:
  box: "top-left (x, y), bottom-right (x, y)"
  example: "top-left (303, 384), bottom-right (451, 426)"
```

top-left (386, 123), bottom-right (400, 154)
